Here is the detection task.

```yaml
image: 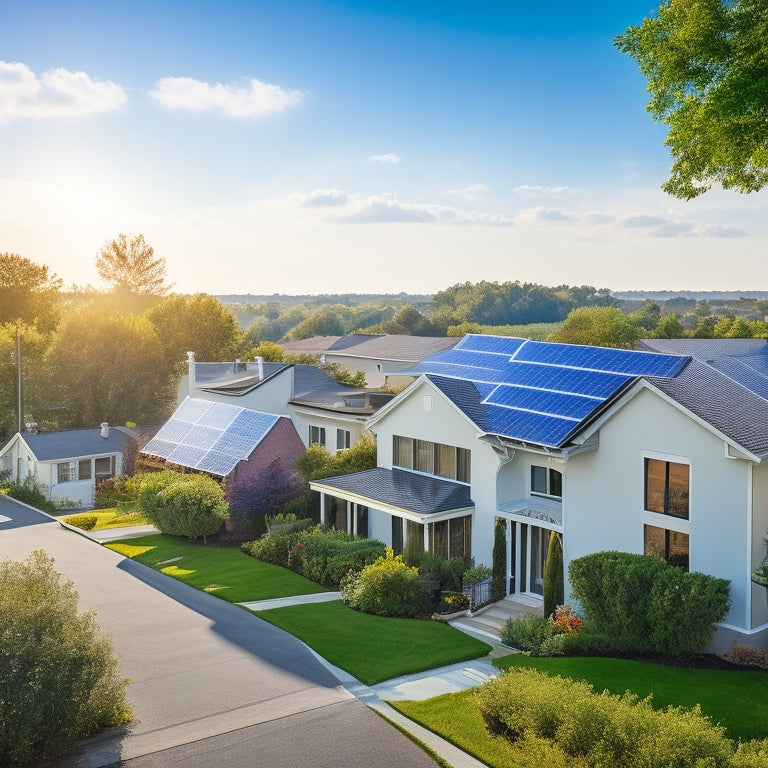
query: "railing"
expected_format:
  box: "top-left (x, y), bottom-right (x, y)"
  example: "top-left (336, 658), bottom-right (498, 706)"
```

top-left (462, 577), bottom-right (492, 612)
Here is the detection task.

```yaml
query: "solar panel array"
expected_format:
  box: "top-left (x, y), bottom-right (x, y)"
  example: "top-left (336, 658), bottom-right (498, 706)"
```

top-left (710, 351), bottom-right (768, 400)
top-left (409, 335), bottom-right (690, 447)
top-left (142, 398), bottom-right (279, 476)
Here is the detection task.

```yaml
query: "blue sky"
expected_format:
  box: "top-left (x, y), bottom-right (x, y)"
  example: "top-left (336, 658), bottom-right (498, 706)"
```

top-left (2, 1), bottom-right (766, 295)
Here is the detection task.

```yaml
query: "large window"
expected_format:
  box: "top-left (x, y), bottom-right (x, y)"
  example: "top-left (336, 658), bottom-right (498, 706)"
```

top-left (309, 425), bottom-right (326, 446)
top-left (94, 456), bottom-right (115, 481)
top-left (392, 436), bottom-right (470, 483)
top-left (57, 462), bottom-right (76, 483)
top-left (429, 515), bottom-right (472, 559)
top-left (336, 429), bottom-right (351, 451)
top-left (644, 524), bottom-right (689, 571)
top-left (530, 466), bottom-right (562, 499)
top-left (645, 458), bottom-right (689, 519)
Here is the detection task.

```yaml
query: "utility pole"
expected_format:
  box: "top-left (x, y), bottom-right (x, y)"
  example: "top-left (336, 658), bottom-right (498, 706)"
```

top-left (16, 324), bottom-right (22, 434)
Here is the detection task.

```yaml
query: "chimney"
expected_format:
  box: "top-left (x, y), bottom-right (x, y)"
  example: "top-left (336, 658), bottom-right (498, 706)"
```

top-left (255, 355), bottom-right (264, 380)
top-left (101, 422), bottom-right (109, 438)
top-left (187, 351), bottom-right (195, 396)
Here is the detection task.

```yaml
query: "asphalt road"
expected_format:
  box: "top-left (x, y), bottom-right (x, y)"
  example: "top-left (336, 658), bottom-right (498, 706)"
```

top-left (0, 497), bottom-right (439, 768)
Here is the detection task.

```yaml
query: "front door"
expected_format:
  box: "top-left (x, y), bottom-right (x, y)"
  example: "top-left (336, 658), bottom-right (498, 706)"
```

top-left (510, 521), bottom-right (549, 599)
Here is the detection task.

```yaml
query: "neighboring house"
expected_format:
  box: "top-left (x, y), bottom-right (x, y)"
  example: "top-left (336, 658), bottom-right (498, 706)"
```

top-left (178, 354), bottom-right (394, 454)
top-left (141, 397), bottom-right (306, 490)
top-left (320, 334), bottom-right (461, 388)
top-left (281, 335), bottom-right (342, 357)
top-left (0, 424), bottom-right (131, 508)
top-left (310, 334), bottom-right (768, 652)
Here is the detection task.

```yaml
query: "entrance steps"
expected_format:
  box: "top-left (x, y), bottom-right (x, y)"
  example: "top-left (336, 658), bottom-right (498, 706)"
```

top-left (449, 596), bottom-right (544, 644)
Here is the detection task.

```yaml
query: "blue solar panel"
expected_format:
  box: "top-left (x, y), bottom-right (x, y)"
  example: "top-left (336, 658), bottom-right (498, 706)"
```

top-left (710, 358), bottom-right (768, 400)
top-left (412, 334), bottom-right (689, 447)
top-left (140, 398), bottom-right (281, 476)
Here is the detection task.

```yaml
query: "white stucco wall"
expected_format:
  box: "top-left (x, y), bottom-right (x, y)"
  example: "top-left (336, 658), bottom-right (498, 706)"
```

top-left (565, 385), bottom-right (754, 633)
top-left (290, 408), bottom-right (367, 453)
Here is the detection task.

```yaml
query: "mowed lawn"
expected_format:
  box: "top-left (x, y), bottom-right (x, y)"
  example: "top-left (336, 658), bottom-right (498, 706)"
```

top-left (106, 534), bottom-right (325, 603)
top-left (392, 654), bottom-right (768, 767)
top-left (62, 508), bottom-right (149, 530)
top-left (256, 599), bottom-right (492, 685)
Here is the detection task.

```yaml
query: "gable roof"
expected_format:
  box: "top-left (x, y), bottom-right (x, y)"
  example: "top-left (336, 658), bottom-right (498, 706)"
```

top-left (141, 398), bottom-right (281, 477)
top-left (326, 334), bottom-right (460, 362)
top-left (6, 428), bottom-right (130, 462)
top-left (193, 361), bottom-right (290, 396)
top-left (403, 335), bottom-right (690, 448)
top-left (281, 336), bottom-right (342, 355)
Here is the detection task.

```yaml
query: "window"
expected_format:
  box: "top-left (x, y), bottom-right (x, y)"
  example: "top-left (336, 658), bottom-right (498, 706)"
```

top-left (644, 524), bottom-right (689, 571)
top-left (309, 425), bottom-right (326, 446)
top-left (645, 459), bottom-right (689, 519)
top-left (531, 466), bottom-right (562, 498)
top-left (94, 456), bottom-right (114, 480)
top-left (57, 462), bottom-right (76, 483)
top-left (429, 515), bottom-right (472, 559)
top-left (392, 436), bottom-right (471, 483)
top-left (336, 429), bottom-right (351, 451)
top-left (78, 459), bottom-right (92, 480)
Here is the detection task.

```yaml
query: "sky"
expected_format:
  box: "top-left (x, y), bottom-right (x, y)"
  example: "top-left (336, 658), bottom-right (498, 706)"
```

top-left (1, 1), bottom-right (767, 296)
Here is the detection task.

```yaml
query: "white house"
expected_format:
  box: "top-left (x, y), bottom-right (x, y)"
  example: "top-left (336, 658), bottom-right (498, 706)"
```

top-left (0, 424), bottom-right (130, 507)
top-left (178, 354), bottom-right (394, 455)
top-left (310, 335), bottom-right (768, 652)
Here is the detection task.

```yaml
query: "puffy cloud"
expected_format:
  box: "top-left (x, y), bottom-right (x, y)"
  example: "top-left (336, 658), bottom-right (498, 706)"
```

top-left (300, 189), bottom-right (351, 207)
top-left (513, 184), bottom-right (571, 198)
top-left (149, 76), bottom-right (303, 118)
top-left (366, 152), bottom-right (401, 164)
top-left (703, 224), bottom-right (747, 238)
top-left (0, 61), bottom-right (126, 121)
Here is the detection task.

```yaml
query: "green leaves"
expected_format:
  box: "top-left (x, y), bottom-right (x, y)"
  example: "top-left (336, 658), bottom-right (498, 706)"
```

top-left (617, 0), bottom-right (768, 198)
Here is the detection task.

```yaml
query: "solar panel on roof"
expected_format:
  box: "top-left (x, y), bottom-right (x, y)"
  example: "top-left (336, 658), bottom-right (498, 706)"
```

top-left (457, 334), bottom-right (527, 356)
top-left (487, 385), bottom-right (599, 420)
top-left (140, 397), bottom-right (280, 476)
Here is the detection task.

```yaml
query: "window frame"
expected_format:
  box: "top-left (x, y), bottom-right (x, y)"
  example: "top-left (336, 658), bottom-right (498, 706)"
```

top-left (644, 457), bottom-right (689, 520)
top-left (336, 428), bottom-right (351, 451)
top-left (530, 465), bottom-right (563, 499)
top-left (392, 435), bottom-right (471, 484)
top-left (309, 425), bottom-right (326, 446)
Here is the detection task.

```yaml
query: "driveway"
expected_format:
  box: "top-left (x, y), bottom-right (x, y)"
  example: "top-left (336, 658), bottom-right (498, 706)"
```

top-left (0, 497), bottom-right (439, 768)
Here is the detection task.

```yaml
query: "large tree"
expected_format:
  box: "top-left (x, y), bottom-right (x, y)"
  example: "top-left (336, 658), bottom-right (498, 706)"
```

top-left (96, 234), bottom-right (172, 307)
top-left (547, 306), bottom-right (641, 349)
top-left (616, 0), bottom-right (768, 199)
top-left (46, 309), bottom-right (171, 428)
top-left (144, 293), bottom-right (243, 367)
top-left (0, 253), bottom-right (62, 330)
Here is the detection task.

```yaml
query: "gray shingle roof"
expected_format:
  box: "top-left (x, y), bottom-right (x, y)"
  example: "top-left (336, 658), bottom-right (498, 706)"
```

top-left (638, 338), bottom-right (768, 360)
top-left (291, 365), bottom-right (394, 413)
top-left (326, 334), bottom-right (460, 362)
top-left (312, 467), bottom-right (473, 516)
top-left (19, 428), bottom-right (129, 461)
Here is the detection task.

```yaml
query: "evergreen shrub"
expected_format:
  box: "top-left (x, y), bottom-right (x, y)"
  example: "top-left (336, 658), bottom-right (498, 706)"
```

top-left (64, 514), bottom-right (98, 531)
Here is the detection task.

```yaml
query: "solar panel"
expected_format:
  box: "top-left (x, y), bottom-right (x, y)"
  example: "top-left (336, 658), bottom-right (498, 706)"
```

top-left (412, 335), bottom-right (690, 448)
top-left (140, 397), bottom-right (280, 476)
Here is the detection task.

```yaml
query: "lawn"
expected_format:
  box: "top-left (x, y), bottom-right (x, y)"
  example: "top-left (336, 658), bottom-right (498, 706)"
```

top-left (106, 534), bottom-right (325, 603)
top-left (62, 507), bottom-right (149, 530)
top-left (256, 600), bottom-right (492, 685)
top-left (391, 654), bottom-right (768, 767)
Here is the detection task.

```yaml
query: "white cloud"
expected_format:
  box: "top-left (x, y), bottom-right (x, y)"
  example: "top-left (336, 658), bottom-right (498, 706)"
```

top-left (149, 76), bottom-right (304, 118)
top-left (438, 183), bottom-right (488, 201)
top-left (366, 152), bottom-right (400, 165)
top-left (513, 184), bottom-right (571, 198)
top-left (300, 188), bottom-right (351, 207)
top-left (0, 61), bottom-right (126, 121)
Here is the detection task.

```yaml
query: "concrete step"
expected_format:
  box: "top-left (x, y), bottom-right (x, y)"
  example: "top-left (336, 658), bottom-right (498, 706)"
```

top-left (449, 598), bottom-right (543, 644)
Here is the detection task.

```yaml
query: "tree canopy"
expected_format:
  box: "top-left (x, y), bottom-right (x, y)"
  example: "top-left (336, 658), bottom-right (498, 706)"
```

top-left (616, 0), bottom-right (768, 199)
top-left (547, 306), bottom-right (642, 349)
top-left (96, 234), bottom-right (172, 301)
top-left (0, 253), bottom-right (62, 329)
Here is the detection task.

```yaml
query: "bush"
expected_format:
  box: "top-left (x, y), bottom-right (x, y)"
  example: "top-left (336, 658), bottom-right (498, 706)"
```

top-left (568, 551), bottom-right (730, 656)
top-left (0, 551), bottom-right (131, 767)
top-left (491, 517), bottom-right (506, 601)
top-left (501, 613), bottom-right (554, 652)
top-left (728, 643), bottom-right (768, 669)
top-left (403, 548), bottom-right (465, 611)
top-left (137, 471), bottom-right (227, 541)
top-left (475, 668), bottom-right (733, 768)
top-left (94, 475), bottom-right (139, 509)
top-left (2, 475), bottom-right (56, 514)
top-left (463, 563), bottom-right (492, 587)
top-left (501, 606), bottom-right (583, 656)
top-left (543, 531), bottom-right (564, 618)
top-left (341, 549), bottom-right (424, 617)
top-left (64, 514), bottom-right (98, 531)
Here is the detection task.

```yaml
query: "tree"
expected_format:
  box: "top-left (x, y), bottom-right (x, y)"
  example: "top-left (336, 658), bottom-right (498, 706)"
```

top-left (0, 550), bottom-right (131, 767)
top-left (96, 234), bottom-right (172, 305)
top-left (0, 253), bottom-right (62, 330)
top-left (491, 517), bottom-right (507, 601)
top-left (144, 293), bottom-right (243, 367)
top-left (45, 308), bottom-right (171, 427)
top-left (543, 531), bottom-right (564, 618)
top-left (547, 306), bottom-right (641, 349)
top-left (616, 0), bottom-right (768, 199)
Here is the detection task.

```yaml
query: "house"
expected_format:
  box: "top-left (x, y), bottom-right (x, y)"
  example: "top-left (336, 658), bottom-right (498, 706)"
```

top-left (281, 333), bottom-right (461, 388)
top-left (0, 423), bottom-right (132, 508)
top-left (140, 397), bottom-right (306, 489)
top-left (178, 354), bottom-right (394, 454)
top-left (310, 334), bottom-right (768, 652)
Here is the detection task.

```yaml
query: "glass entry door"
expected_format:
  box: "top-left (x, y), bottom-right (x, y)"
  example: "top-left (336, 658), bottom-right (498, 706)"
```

top-left (514, 522), bottom-right (548, 598)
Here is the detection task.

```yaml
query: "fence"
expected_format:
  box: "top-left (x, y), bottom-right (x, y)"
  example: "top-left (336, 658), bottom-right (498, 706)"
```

top-left (463, 576), bottom-right (492, 611)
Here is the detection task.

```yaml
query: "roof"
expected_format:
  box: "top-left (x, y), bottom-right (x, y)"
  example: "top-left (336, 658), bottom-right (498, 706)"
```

top-left (8, 428), bottom-right (130, 462)
top-left (311, 467), bottom-right (473, 517)
top-left (281, 336), bottom-right (342, 355)
top-left (404, 335), bottom-right (689, 448)
top-left (193, 361), bottom-right (289, 396)
top-left (290, 364), bottom-right (395, 414)
top-left (638, 338), bottom-right (768, 359)
top-left (141, 398), bottom-right (281, 477)
top-left (326, 334), bottom-right (460, 362)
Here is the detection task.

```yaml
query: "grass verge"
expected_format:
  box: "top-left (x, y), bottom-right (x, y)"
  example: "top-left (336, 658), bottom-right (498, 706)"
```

top-left (391, 654), bottom-right (768, 768)
top-left (106, 533), bottom-right (325, 603)
top-left (256, 600), bottom-right (492, 685)
top-left (62, 507), bottom-right (149, 530)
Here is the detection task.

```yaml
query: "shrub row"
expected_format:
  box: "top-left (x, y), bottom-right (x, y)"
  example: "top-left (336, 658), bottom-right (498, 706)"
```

top-left (568, 551), bottom-right (730, 656)
top-left (1, 475), bottom-right (56, 514)
top-left (243, 525), bottom-right (386, 589)
top-left (475, 667), bottom-right (768, 768)
top-left (64, 514), bottom-right (98, 531)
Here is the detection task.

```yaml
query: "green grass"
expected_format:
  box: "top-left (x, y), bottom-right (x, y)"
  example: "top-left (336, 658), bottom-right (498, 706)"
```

top-left (494, 654), bottom-right (768, 741)
top-left (62, 508), bottom-right (149, 530)
top-left (105, 534), bottom-right (325, 603)
top-left (256, 600), bottom-right (491, 685)
top-left (391, 655), bottom-right (768, 767)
